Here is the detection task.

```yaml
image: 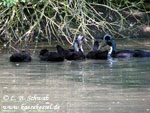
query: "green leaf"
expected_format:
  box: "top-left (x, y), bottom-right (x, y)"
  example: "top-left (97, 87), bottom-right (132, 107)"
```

top-left (3, 1), bottom-right (6, 6)
top-left (22, 0), bottom-right (26, 3)
top-left (15, 0), bottom-right (19, 3)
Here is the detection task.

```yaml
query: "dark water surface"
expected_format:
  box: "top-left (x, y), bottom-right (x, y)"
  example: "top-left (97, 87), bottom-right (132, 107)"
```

top-left (0, 39), bottom-right (150, 113)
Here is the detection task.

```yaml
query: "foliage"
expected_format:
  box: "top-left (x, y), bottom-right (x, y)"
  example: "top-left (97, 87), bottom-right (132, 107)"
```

top-left (0, 0), bottom-right (149, 49)
top-left (0, 0), bottom-right (24, 7)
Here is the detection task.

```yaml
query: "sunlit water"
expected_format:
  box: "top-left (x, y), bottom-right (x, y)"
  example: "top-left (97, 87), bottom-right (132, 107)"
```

top-left (0, 39), bottom-right (150, 113)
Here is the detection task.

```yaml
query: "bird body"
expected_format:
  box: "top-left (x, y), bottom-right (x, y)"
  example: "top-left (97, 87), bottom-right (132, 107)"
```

top-left (39, 47), bottom-right (64, 62)
top-left (86, 50), bottom-right (108, 60)
top-left (103, 34), bottom-right (150, 58)
top-left (39, 35), bottom-right (86, 61)
top-left (57, 45), bottom-right (85, 60)
top-left (56, 35), bottom-right (86, 60)
top-left (133, 50), bottom-right (150, 57)
top-left (86, 40), bottom-right (109, 60)
top-left (112, 49), bottom-right (135, 58)
top-left (10, 51), bottom-right (32, 62)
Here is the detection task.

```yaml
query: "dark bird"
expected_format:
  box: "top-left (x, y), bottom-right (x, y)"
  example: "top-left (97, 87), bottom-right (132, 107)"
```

top-left (103, 34), bottom-right (150, 58)
top-left (87, 34), bottom-right (136, 59)
top-left (10, 51), bottom-right (32, 62)
top-left (39, 46), bottom-right (64, 62)
top-left (86, 41), bottom-right (109, 60)
top-left (57, 35), bottom-right (86, 60)
top-left (57, 45), bottom-right (85, 60)
top-left (133, 50), bottom-right (150, 57)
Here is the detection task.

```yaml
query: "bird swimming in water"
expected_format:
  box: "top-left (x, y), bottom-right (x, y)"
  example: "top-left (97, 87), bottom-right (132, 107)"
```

top-left (39, 46), bottom-right (64, 62)
top-left (86, 40), bottom-right (111, 60)
top-left (10, 51), bottom-right (32, 62)
top-left (57, 35), bottom-right (86, 60)
top-left (87, 34), bottom-right (137, 59)
top-left (103, 34), bottom-right (150, 58)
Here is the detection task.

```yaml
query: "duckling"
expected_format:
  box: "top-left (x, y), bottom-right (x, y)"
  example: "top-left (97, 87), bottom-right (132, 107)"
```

top-left (57, 45), bottom-right (85, 60)
top-left (39, 46), bottom-right (64, 62)
top-left (57, 35), bottom-right (86, 60)
top-left (86, 41), bottom-right (109, 60)
top-left (10, 51), bottom-right (32, 62)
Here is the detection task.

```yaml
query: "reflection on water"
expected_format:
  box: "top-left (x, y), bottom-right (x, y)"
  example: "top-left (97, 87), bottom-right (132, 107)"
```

top-left (0, 48), bottom-right (150, 113)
